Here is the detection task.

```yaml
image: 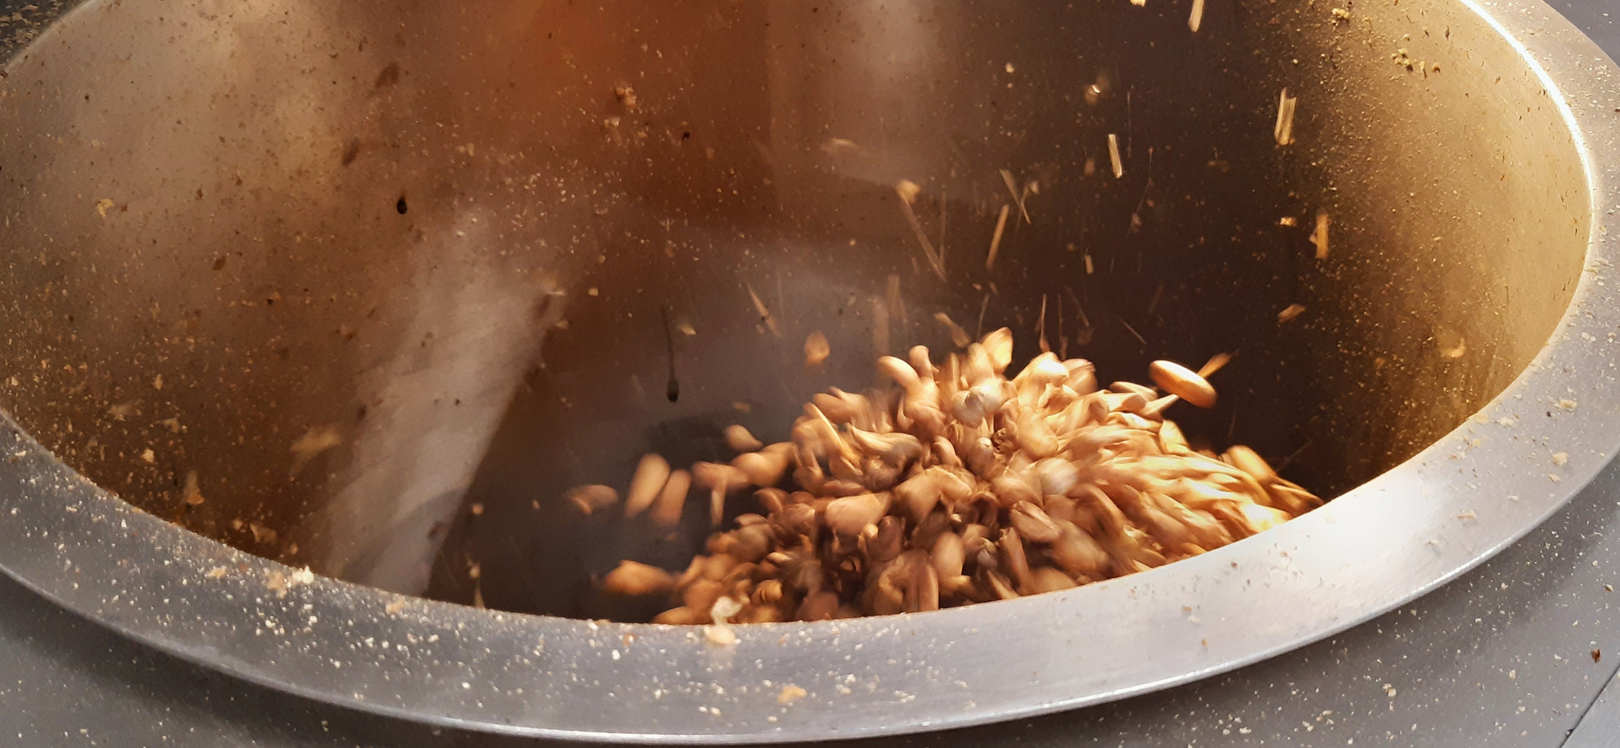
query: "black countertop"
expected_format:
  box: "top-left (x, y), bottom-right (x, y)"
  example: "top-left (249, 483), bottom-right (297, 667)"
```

top-left (2, 1), bottom-right (1618, 746)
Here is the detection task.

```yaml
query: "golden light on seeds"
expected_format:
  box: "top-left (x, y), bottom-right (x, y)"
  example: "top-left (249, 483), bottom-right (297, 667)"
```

top-left (579, 331), bottom-right (1318, 624)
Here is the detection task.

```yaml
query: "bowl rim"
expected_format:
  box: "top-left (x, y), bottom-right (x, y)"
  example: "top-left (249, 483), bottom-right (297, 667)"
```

top-left (3, 0), bottom-right (1620, 742)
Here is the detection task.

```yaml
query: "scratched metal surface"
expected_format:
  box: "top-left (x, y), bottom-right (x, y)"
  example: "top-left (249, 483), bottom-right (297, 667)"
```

top-left (3, 455), bottom-right (1620, 748)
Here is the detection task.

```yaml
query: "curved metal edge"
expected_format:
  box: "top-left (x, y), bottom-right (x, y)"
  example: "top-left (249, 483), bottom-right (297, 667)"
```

top-left (2, 0), bottom-right (1619, 743)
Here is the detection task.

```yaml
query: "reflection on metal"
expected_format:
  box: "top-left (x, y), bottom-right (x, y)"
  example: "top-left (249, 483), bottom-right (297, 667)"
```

top-left (0, 0), bottom-right (1617, 742)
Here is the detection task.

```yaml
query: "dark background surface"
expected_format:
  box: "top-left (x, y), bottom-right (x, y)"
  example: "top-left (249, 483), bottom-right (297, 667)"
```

top-left (1, 1), bottom-right (1618, 746)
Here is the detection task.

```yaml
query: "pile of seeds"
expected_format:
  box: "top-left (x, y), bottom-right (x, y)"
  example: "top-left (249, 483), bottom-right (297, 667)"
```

top-left (587, 328), bottom-right (1320, 624)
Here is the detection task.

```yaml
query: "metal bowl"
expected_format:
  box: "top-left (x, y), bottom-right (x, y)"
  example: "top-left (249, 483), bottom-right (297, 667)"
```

top-left (1, 0), bottom-right (1617, 741)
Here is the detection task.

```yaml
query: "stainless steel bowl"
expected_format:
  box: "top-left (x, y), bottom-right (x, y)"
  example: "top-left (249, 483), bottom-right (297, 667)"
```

top-left (1, 0), bottom-right (1618, 741)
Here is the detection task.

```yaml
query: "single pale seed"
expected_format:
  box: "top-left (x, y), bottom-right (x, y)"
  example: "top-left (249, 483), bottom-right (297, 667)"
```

top-left (1000, 529), bottom-right (1034, 592)
top-left (601, 560), bottom-right (675, 596)
top-left (566, 484), bottom-right (618, 516)
top-left (683, 579), bottom-right (725, 613)
top-left (934, 313), bottom-right (973, 348)
top-left (1109, 381), bottom-right (1157, 399)
top-left (1010, 501), bottom-right (1063, 544)
top-left (825, 493), bottom-right (889, 537)
top-left (1198, 352), bottom-right (1233, 378)
top-left (1311, 210), bottom-right (1330, 260)
top-left (724, 425), bottom-right (764, 453)
top-left (1031, 566), bottom-right (1079, 593)
top-left (1240, 503), bottom-right (1292, 533)
top-left (895, 469), bottom-right (945, 519)
top-left (908, 559), bottom-right (941, 612)
top-left (1149, 360), bottom-right (1217, 409)
top-left (624, 454), bottom-right (671, 518)
top-left (754, 579), bottom-right (785, 605)
top-left (650, 469), bottom-right (692, 526)
top-left (804, 331), bottom-right (831, 367)
top-left (1052, 523), bottom-right (1109, 577)
top-left (987, 571), bottom-right (1020, 600)
top-left (876, 356), bottom-right (922, 392)
top-left (848, 428), bottom-right (925, 462)
top-left (981, 328), bottom-right (1015, 373)
top-left (710, 483), bottom-right (728, 527)
top-left (1159, 420), bottom-right (1191, 453)
top-left (1224, 445), bottom-right (1278, 483)
top-left (653, 606), bottom-right (706, 625)
top-left (1032, 458), bottom-right (1079, 497)
top-left (1139, 394), bottom-right (1179, 419)
top-left (932, 531), bottom-right (966, 578)
top-left (733, 450), bottom-right (790, 486)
